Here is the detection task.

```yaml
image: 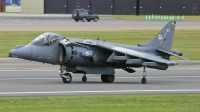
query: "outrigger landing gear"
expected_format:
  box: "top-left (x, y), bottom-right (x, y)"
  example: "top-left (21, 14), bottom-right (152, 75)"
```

top-left (82, 74), bottom-right (87, 82)
top-left (59, 65), bottom-right (72, 83)
top-left (141, 66), bottom-right (147, 84)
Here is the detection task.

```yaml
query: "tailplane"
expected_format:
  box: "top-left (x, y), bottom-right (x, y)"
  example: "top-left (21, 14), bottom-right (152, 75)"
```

top-left (139, 21), bottom-right (176, 50)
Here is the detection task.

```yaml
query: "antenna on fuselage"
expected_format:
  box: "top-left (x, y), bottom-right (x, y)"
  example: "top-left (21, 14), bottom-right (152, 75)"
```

top-left (97, 37), bottom-right (99, 41)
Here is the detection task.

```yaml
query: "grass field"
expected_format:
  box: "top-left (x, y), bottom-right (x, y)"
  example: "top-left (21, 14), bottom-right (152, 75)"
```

top-left (0, 30), bottom-right (199, 60)
top-left (0, 94), bottom-right (200, 112)
top-left (112, 15), bottom-right (200, 22)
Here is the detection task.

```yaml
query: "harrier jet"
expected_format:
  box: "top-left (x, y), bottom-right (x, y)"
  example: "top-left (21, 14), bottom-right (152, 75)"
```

top-left (9, 21), bottom-right (193, 84)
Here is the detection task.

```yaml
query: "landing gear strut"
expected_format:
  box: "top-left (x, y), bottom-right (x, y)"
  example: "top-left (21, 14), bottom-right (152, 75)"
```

top-left (141, 66), bottom-right (147, 84)
top-left (82, 74), bottom-right (87, 82)
top-left (59, 65), bottom-right (72, 83)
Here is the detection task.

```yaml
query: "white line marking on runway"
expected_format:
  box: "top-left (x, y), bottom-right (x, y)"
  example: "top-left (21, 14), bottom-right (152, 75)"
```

top-left (4, 19), bottom-right (32, 24)
top-left (0, 70), bottom-right (57, 71)
top-left (0, 89), bottom-right (200, 95)
top-left (116, 76), bottom-right (200, 79)
top-left (0, 78), bottom-right (60, 80)
top-left (0, 76), bottom-right (200, 81)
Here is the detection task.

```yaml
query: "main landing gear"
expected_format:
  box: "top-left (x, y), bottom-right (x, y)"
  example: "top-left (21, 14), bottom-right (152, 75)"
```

top-left (59, 65), bottom-right (72, 83)
top-left (81, 74), bottom-right (115, 83)
top-left (101, 74), bottom-right (115, 83)
top-left (141, 66), bottom-right (147, 84)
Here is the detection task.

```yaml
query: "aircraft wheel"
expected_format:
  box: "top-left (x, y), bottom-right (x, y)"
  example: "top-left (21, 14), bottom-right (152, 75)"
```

top-left (82, 76), bottom-right (87, 82)
top-left (141, 78), bottom-right (147, 84)
top-left (101, 75), bottom-right (115, 83)
top-left (106, 75), bottom-right (115, 83)
top-left (62, 73), bottom-right (72, 83)
top-left (75, 19), bottom-right (79, 22)
top-left (101, 75), bottom-right (107, 83)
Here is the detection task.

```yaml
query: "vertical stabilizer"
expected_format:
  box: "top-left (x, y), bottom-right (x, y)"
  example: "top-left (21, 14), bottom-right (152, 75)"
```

top-left (139, 21), bottom-right (176, 50)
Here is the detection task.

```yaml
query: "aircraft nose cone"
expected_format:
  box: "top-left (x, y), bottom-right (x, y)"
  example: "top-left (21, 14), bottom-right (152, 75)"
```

top-left (9, 46), bottom-right (32, 60)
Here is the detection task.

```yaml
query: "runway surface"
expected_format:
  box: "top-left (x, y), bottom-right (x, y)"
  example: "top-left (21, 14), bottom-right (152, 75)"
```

top-left (0, 59), bottom-right (200, 96)
top-left (0, 15), bottom-right (200, 31)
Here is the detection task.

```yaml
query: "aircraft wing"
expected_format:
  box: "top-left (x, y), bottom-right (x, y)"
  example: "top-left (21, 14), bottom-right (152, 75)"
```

top-left (96, 42), bottom-right (177, 66)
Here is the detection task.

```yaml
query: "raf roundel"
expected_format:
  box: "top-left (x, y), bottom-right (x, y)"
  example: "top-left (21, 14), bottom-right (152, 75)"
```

top-left (86, 52), bottom-right (89, 56)
top-left (158, 34), bottom-right (162, 40)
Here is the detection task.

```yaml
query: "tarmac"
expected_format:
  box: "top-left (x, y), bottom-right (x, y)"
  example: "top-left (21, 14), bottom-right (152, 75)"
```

top-left (0, 58), bottom-right (200, 96)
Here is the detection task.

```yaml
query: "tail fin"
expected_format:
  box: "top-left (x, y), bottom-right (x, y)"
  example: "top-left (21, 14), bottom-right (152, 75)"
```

top-left (139, 21), bottom-right (176, 50)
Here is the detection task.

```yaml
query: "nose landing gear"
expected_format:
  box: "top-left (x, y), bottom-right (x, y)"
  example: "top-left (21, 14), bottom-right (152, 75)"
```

top-left (62, 73), bottom-right (72, 83)
top-left (59, 65), bottom-right (72, 83)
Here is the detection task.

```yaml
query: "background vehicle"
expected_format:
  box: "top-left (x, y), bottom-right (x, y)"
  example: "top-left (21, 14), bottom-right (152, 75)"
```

top-left (72, 9), bottom-right (99, 22)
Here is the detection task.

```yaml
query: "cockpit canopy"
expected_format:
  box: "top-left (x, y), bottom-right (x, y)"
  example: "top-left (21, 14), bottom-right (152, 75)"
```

top-left (29, 32), bottom-right (65, 46)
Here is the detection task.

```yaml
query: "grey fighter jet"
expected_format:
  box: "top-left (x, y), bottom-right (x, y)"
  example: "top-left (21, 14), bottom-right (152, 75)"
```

top-left (9, 21), bottom-right (193, 84)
